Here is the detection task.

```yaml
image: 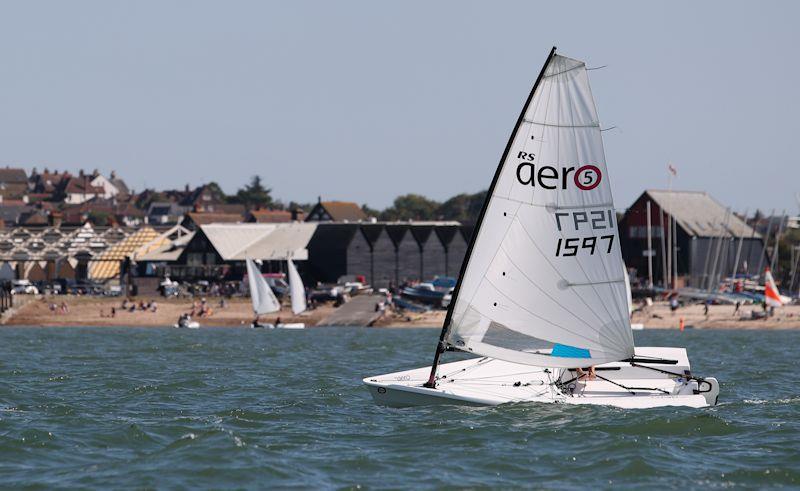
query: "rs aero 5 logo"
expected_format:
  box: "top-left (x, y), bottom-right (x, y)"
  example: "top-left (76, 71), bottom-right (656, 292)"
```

top-left (515, 152), bottom-right (601, 191)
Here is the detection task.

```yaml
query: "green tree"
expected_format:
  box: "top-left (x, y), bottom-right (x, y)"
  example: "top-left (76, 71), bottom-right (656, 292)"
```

top-left (436, 191), bottom-right (486, 223)
top-left (361, 204), bottom-right (381, 218)
top-left (232, 175), bottom-right (273, 209)
top-left (380, 194), bottom-right (440, 221)
top-left (88, 210), bottom-right (111, 226)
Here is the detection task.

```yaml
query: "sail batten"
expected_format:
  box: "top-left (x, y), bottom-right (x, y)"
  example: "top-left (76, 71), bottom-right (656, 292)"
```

top-left (444, 52), bottom-right (634, 368)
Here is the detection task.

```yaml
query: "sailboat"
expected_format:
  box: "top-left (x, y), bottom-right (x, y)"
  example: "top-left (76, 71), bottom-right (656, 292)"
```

top-left (278, 259), bottom-right (307, 329)
top-left (247, 257), bottom-right (280, 328)
top-left (247, 258), bottom-right (307, 329)
top-left (764, 267), bottom-right (788, 307)
top-left (363, 48), bottom-right (719, 408)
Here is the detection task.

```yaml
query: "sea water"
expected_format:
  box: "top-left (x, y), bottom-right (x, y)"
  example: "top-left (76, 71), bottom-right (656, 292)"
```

top-left (0, 327), bottom-right (798, 489)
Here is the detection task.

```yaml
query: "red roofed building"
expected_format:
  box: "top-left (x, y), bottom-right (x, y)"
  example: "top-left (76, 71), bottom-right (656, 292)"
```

top-left (306, 199), bottom-right (367, 222)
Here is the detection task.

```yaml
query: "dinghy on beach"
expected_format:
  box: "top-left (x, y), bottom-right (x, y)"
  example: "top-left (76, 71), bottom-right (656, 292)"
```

top-left (247, 258), bottom-right (280, 329)
top-left (247, 258), bottom-right (307, 329)
top-left (364, 48), bottom-right (719, 409)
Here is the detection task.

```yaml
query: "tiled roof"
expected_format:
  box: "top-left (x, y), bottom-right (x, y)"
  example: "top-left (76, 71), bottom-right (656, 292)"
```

top-left (308, 201), bottom-right (367, 222)
top-left (89, 227), bottom-right (161, 280)
top-left (185, 212), bottom-right (243, 225)
top-left (0, 167), bottom-right (28, 183)
top-left (248, 209), bottom-right (293, 223)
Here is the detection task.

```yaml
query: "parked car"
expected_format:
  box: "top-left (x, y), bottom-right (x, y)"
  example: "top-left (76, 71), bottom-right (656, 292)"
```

top-left (104, 285), bottom-right (122, 296)
top-left (11, 279), bottom-right (39, 295)
top-left (66, 280), bottom-right (104, 295)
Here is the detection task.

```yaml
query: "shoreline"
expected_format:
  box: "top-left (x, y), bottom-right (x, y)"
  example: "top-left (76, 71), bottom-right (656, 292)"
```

top-left (4, 296), bottom-right (800, 329)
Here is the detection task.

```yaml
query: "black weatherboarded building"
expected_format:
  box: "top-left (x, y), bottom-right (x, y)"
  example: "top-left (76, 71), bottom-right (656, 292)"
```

top-left (306, 222), bottom-right (469, 288)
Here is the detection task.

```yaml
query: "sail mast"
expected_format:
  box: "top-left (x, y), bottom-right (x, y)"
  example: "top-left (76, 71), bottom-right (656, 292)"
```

top-left (424, 46), bottom-right (557, 388)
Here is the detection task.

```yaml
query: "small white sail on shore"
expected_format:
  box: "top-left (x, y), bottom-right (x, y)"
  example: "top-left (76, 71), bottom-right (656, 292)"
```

top-left (364, 48), bottom-right (718, 408)
top-left (247, 258), bottom-right (280, 319)
top-left (287, 259), bottom-right (307, 315)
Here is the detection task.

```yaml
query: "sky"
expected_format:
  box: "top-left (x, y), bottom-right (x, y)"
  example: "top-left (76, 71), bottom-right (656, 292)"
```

top-left (0, 1), bottom-right (798, 214)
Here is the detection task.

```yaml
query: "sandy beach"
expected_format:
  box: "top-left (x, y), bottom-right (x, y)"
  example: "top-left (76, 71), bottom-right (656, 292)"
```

top-left (4, 296), bottom-right (336, 327)
top-left (5, 295), bottom-right (800, 329)
top-left (632, 302), bottom-right (800, 329)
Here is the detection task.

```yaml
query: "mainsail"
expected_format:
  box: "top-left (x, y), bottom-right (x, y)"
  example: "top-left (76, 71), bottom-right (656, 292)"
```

top-left (287, 259), bottom-right (307, 315)
top-left (764, 267), bottom-right (783, 308)
top-left (443, 50), bottom-right (634, 369)
top-left (246, 258), bottom-right (280, 315)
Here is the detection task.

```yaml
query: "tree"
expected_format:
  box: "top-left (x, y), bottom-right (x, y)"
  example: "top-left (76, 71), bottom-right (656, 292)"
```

top-left (232, 175), bottom-right (273, 209)
top-left (380, 194), bottom-right (440, 221)
top-left (361, 204), bottom-right (381, 219)
top-left (437, 191), bottom-right (486, 224)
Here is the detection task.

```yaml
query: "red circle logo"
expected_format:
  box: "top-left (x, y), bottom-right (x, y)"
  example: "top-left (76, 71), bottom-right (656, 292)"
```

top-left (574, 165), bottom-right (602, 190)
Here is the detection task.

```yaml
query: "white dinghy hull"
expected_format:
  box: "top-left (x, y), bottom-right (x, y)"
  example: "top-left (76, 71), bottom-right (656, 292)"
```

top-left (364, 347), bottom-right (719, 409)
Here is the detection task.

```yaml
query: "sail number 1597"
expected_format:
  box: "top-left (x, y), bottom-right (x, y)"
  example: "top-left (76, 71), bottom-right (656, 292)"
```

top-left (555, 235), bottom-right (614, 257)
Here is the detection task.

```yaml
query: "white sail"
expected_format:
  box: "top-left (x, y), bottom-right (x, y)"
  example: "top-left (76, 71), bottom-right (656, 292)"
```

top-left (623, 265), bottom-right (633, 315)
top-left (446, 54), bottom-right (634, 368)
top-left (287, 259), bottom-right (307, 315)
top-left (246, 258), bottom-right (280, 315)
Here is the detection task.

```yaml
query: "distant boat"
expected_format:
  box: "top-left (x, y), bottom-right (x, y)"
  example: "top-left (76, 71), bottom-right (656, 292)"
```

top-left (364, 48), bottom-right (718, 409)
top-left (282, 259), bottom-right (306, 329)
top-left (247, 258), bottom-right (280, 329)
top-left (764, 267), bottom-right (790, 306)
top-left (173, 320), bottom-right (200, 329)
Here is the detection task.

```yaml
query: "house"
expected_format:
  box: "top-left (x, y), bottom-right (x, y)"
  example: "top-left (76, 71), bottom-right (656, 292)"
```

top-left (305, 199), bottom-right (367, 222)
top-left (89, 170), bottom-right (130, 200)
top-left (146, 201), bottom-right (187, 225)
top-left (179, 184), bottom-right (227, 212)
top-left (138, 223), bottom-right (318, 281)
top-left (59, 173), bottom-right (105, 204)
top-left (29, 169), bottom-right (68, 195)
top-left (0, 167), bottom-right (29, 200)
top-left (0, 200), bottom-right (34, 226)
top-left (619, 190), bottom-right (766, 288)
top-left (61, 198), bottom-right (145, 227)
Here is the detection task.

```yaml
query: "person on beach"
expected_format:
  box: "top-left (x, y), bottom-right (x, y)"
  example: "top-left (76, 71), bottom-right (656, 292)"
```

top-left (111, 307), bottom-right (116, 318)
top-left (60, 301), bottom-right (68, 314)
top-left (669, 296), bottom-right (679, 313)
top-left (704, 300), bottom-right (710, 317)
top-left (734, 301), bottom-right (741, 315)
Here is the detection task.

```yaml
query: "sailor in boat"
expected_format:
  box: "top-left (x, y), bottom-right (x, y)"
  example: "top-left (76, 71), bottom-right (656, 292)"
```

top-left (177, 313), bottom-right (189, 328)
top-left (252, 315), bottom-right (264, 328)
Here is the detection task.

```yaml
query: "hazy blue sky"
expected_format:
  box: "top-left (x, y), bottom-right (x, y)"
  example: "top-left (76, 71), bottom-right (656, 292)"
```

top-left (1, 1), bottom-right (798, 213)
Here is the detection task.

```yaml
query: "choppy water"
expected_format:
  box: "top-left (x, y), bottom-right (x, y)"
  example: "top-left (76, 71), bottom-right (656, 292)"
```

top-left (0, 327), bottom-right (798, 489)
